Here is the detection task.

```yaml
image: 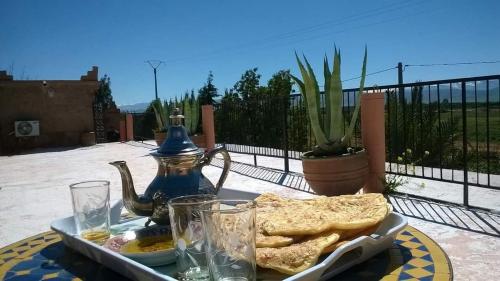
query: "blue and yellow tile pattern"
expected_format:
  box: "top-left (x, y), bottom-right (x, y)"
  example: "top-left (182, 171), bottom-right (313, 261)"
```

top-left (0, 226), bottom-right (452, 280)
top-left (334, 226), bottom-right (452, 281)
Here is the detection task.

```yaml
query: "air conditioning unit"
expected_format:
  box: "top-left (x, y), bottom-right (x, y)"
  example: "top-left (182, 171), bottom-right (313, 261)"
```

top-left (14, 121), bottom-right (40, 137)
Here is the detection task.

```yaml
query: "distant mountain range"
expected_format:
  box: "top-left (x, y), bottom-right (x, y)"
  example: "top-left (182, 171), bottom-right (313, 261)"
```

top-left (303, 85), bottom-right (499, 105)
top-left (400, 86), bottom-right (499, 103)
top-left (118, 102), bottom-right (149, 113)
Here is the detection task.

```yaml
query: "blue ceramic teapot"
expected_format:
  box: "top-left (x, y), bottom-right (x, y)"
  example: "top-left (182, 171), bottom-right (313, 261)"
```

top-left (110, 109), bottom-right (230, 225)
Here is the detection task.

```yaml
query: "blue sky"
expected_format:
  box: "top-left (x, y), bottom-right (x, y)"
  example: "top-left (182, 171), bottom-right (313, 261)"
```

top-left (1, 0), bottom-right (499, 105)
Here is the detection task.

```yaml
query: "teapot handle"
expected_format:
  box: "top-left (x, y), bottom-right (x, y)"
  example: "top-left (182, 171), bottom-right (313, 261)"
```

top-left (201, 145), bottom-right (231, 194)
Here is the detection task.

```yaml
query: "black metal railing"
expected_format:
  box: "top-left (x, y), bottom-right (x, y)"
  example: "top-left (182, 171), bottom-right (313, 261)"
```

top-left (129, 111), bottom-right (156, 141)
top-left (214, 74), bottom-right (500, 207)
top-left (214, 93), bottom-right (364, 162)
top-left (365, 76), bottom-right (500, 195)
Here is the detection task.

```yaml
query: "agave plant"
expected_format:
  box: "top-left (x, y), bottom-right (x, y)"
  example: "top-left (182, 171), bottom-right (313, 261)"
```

top-left (291, 47), bottom-right (367, 157)
top-left (151, 98), bottom-right (168, 132)
top-left (183, 95), bottom-right (200, 135)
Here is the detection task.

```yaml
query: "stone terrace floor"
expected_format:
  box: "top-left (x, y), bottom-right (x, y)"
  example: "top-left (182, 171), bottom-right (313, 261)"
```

top-left (0, 141), bottom-right (499, 280)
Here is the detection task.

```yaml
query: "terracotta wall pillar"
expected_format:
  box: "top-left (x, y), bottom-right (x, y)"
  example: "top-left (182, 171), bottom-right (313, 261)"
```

top-left (126, 114), bottom-right (134, 141)
top-left (202, 105), bottom-right (215, 150)
top-left (361, 91), bottom-right (386, 193)
top-left (119, 120), bottom-right (126, 142)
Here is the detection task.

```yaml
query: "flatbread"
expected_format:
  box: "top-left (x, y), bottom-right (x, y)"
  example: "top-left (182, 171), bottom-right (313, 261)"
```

top-left (322, 240), bottom-right (350, 254)
top-left (257, 232), bottom-right (296, 248)
top-left (321, 222), bottom-right (382, 254)
top-left (256, 229), bottom-right (341, 275)
top-left (254, 192), bottom-right (289, 204)
top-left (258, 193), bottom-right (389, 236)
top-left (256, 201), bottom-right (298, 248)
top-left (255, 193), bottom-right (322, 206)
top-left (253, 193), bottom-right (392, 275)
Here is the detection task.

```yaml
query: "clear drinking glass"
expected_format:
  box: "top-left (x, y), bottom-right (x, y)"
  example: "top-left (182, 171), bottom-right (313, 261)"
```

top-left (201, 199), bottom-right (256, 281)
top-left (168, 194), bottom-right (217, 281)
top-left (69, 180), bottom-right (111, 244)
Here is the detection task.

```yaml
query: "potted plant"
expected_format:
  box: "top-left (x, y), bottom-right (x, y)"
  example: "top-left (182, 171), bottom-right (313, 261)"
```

top-left (290, 47), bottom-right (368, 196)
top-left (151, 99), bottom-right (169, 146)
top-left (182, 94), bottom-right (206, 148)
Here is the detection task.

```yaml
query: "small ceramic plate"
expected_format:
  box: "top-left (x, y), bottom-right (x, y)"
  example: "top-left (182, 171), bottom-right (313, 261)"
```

top-left (104, 225), bottom-right (176, 267)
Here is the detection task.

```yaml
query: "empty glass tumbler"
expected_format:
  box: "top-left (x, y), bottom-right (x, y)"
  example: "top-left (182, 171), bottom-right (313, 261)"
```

top-left (69, 180), bottom-right (111, 244)
top-left (201, 199), bottom-right (256, 281)
top-left (168, 194), bottom-right (217, 281)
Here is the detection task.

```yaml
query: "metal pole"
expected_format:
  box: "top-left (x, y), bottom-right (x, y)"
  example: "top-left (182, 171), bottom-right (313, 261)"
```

top-left (146, 60), bottom-right (164, 100)
top-left (461, 81), bottom-right (469, 207)
top-left (398, 62), bottom-right (403, 85)
top-left (283, 95), bottom-right (290, 173)
top-left (397, 62), bottom-right (406, 159)
top-left (154, 68), bottom-right (158, 100)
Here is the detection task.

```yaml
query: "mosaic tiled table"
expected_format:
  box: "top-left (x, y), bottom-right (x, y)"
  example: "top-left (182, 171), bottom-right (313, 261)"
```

top-left (0, 226), bottom-right (452, 281)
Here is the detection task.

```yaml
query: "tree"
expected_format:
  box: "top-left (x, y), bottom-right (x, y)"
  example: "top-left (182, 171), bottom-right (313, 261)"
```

top-left (233, 68), bottom-right (263, 101)
top-left (198, 71), bottom-right (219, 105)
top-left (267, 70), bottom-right (293, 97)
top-left (95, 75), bottom-right (116, 109)
top-left (221, 88), bottom-right (240, 103)
top-left (190, 89), bottom-right (196, 103)
top-left (216, 89), bottom-right (241, 143)
top-left (183, 90), bottom-right (190, 104)
top-left (266, 70), bottom-right (294, 148)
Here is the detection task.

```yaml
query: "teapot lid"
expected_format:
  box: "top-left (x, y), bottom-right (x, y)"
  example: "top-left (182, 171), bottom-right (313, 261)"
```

top-left (151, 108), bottom-right (203, 157)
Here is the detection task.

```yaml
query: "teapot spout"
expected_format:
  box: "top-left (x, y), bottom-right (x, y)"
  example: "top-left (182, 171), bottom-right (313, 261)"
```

top-left (109, 161), bottom-right (153, 217)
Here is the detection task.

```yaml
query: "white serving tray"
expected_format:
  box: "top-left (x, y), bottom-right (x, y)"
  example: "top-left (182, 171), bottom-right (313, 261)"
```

top-left (51, 189), bottom-right (407, 281)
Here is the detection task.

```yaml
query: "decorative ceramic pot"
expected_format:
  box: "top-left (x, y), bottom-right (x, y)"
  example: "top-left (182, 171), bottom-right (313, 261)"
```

top-left (302, 149), bottom-right (369, 196)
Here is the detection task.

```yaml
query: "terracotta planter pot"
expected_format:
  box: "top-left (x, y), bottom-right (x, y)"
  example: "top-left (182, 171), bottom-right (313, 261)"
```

top-left (190, 134), bottom-right (207, 148)
top-left (302, 150), bottom-right (369, 196)
top-left (154, 132), bottom-right (167, 146)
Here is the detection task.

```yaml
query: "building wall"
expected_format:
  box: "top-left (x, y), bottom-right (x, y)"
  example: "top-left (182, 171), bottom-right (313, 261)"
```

top-left (103, 106), bottom-right (122, 141)
top-left (0, 67), bottom-right (99, 154)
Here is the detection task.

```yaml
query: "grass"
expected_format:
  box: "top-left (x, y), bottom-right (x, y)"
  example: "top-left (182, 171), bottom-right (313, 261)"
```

top-left (385, 105), bottom-right (499, 175)
top-left (466, 108), bottom-right (500, 143)
top-left (436, 107), bottom-right (500, 145)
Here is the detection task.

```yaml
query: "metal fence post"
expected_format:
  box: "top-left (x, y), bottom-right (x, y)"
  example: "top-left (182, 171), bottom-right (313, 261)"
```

top-left (398, 63), bottom-right (407, 172)
top-left (461, 81), bottom-right (469, 207)
top-left (283, 95), bottom-right (290, 173)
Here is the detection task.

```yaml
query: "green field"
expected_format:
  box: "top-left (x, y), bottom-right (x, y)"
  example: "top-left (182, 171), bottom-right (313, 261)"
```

top-left (465, 108), bottom-right (500, 144)
top-left (384, 105), bottom-right (499, 175)
top-left (435, 107), bottom-right (500, 145)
